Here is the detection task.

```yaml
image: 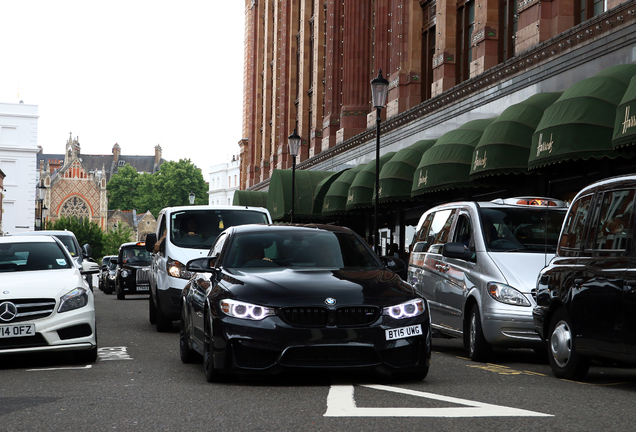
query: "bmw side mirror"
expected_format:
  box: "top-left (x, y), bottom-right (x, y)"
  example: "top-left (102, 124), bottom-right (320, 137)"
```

top-left (380, 256), bottom-right (406, 273)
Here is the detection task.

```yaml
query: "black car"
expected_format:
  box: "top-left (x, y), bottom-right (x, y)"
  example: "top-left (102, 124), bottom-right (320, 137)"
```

top-left (116, 242), bottom-right (152, 300)
top-left (99, 255), bottom-right (117, 291)
top-left (103, 257), bottom-right (118, 295)
top-left (180, 224), bottom-right (431, 382)
top-left (533, 174), bottom-right (636, 380)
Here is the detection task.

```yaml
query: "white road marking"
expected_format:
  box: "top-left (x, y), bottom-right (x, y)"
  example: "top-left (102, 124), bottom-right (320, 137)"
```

top-left (98, 346), bottom-right (133, 361)
top-left (324, 384), bottom-right (553, 418)
top-left (27, 365), bottom-right (92, 371)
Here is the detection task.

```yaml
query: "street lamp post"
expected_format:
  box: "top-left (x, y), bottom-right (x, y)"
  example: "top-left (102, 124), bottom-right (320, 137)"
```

top-left (287, 127), bottom-right (301, 224)
top-left (188, 191), bottom-right (195, 205)
top-left (36, 180), bottom-right (47, 231)
top-left (370, 69), bottom-right (389, 255)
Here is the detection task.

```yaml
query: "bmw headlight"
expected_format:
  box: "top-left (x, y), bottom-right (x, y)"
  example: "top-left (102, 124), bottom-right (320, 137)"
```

top-left (488, 282), bottom-right (531, 306)
top-left (167, 257), bottom-right (191, 280)
top-left (121, 269), bottom-right (130, 278)
top-left (383, 299), bottom-right (425, 319)
top-left (220, 299), bottom-right (275, 321)
top-left (58, 288), bottom-right (89, 313)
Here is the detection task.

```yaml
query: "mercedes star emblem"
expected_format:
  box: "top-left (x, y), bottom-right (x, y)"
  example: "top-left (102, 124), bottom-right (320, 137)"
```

top-left (0, 302), bottom-right (18, 322)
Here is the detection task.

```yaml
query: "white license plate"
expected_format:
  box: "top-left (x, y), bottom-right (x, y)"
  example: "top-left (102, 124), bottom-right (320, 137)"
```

top-left (0, 323), bottom-right (35, 338)
top-left (385, 324), bottom-right (422, 341)
top-left (136, 286), bottom-right (149, 291)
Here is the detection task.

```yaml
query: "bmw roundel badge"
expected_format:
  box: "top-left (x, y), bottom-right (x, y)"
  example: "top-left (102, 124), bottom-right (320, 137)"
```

top-left (325, 297), bottom-right (336, 306)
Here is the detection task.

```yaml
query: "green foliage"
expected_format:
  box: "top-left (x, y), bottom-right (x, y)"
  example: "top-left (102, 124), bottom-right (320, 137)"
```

top-left (108, 159), bottom-right (207, 217)
top-left (102, 224), bottom-right (135, 256)
top-left (46, 216), bottom-right (105, 259)
top-left (106, 164), bottom-right (140, 211)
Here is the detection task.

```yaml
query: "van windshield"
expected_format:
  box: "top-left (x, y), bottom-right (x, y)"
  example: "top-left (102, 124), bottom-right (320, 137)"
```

top-left (170, 210), bottom-right (269, 249)
top-left (479, 207), bottom-right (566, 252)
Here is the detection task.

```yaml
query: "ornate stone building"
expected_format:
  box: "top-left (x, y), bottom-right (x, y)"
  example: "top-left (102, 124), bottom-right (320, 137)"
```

top-left (38, 134), bottom-right (164, 236)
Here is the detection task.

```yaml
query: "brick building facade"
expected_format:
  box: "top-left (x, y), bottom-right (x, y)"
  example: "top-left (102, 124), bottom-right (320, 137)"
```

top-left (240, 0), bottom-right (633, 189)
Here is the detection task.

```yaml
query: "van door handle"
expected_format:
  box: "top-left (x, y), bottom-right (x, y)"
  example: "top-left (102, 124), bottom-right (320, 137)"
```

top-left (574, 278), bottom-right (584, 286)
top-left (435, 263), bottom-right (450, 273)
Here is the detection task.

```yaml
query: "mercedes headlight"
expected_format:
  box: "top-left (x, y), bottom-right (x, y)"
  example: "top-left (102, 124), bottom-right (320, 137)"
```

top-left (488, 282), bottom-right (531, 306)
top-left (220, 299), bottom-right (275, 321)
top-left (383, 299), bottom-right (426, 319)
top-left (58, 288), bottom-right (89, 313)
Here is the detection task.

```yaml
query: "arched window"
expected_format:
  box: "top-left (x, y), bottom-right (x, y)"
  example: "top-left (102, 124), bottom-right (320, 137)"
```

top-left (60, 196), bottom-right (90, 219)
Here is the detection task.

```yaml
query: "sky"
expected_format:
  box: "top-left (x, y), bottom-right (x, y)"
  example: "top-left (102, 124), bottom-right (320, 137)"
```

top-left (0, 1), bottom-right (246, 173)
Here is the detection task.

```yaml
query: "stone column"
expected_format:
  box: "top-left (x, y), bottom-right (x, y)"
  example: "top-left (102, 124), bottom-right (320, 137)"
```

top-left (322, 0), bottom-right (344, 150)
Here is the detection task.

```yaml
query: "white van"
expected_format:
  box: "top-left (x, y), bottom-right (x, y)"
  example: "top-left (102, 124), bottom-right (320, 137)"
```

top-left (407, 197), bottom-right (568, 361)
top-left (145, 205), bottom-right (272, 331)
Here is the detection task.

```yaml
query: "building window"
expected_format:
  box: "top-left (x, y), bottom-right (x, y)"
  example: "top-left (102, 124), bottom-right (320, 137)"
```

top-left (457, 0), bottom-right (475, 83)
top-left (500, 0), bottom-right (518, 61)
top-left (60, 196), bottom-right (90, 220)
top-left (578, 0), bottom-right (607, 23)
top-left (420, 1), bottom-right (436, 102)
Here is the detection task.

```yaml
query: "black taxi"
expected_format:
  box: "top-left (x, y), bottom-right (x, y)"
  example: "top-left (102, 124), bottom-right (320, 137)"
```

top-left (533, 174), bottom-right (636, 380)
top-left (116, 242), bottom-right (152, 300)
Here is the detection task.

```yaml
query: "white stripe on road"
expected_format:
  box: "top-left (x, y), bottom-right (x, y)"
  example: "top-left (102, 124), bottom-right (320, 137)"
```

top-left (324, 384), bottom-right (552, 418)
top-left (27, 365), bottom-right (92, 371)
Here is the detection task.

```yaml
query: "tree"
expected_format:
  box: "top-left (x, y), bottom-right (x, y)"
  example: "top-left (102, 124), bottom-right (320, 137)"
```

top-left (46, 216), bottom-right (105, 259)
top-left (107, 159), bottom-right (206, 217)
top-left (106, 164), bottom-right (140, 211)
top-left (102, 224), bottom-right (135, 256)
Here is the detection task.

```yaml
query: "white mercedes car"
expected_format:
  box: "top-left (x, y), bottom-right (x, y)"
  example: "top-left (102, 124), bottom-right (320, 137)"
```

top-left (0, 235), bottom-right (99, 362)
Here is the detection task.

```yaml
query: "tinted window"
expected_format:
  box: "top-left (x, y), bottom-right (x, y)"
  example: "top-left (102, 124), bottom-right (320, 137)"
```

top-left (585, 189), bottom-right (635, 251)
top-left (480, 207), bottom-right (566, 252)
top-left (170, 210), bottom-right (269, 249)
top-left (53, 235), bottom-right (79, 257)
top-left (225, 230), bottom-right (379, 270)
top-left (559, 194), bottom-right (593, 253)
top-left (430, 209), bottom-right (456, 246)
top-left (0, 242), bottom-right (73, 272)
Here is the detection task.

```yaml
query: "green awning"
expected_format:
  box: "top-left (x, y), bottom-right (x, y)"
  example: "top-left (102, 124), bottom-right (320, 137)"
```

top-left (232, 190), bottom-right (268, 208)
top-left (311, 170), bottom-right (347, 215)
top-left (267, 169), bottom-right (337, 221)
top-left (346, 152), bottom-right (396, 211)
top-left (322, 164), bottom-right (365, 216)
top-left (378, 139), bottom-right (437, 203)
top-left (529, 64), bottom-right (636, 169)
top-left (613, 74), bottom-right (636, 149)
top-left (411, 118), bottom-right (496, 197)
top-left (470, 92), bottom-right (562, 180)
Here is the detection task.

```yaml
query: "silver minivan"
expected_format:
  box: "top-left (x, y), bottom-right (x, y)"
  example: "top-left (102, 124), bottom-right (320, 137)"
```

top-left (407, 197), bottom-right (568, 361)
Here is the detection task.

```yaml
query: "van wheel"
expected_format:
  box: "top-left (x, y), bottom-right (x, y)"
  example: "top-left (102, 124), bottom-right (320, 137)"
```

top-left (468, 304), bottom-right (492, 362)
top-left (548, 308), bottom-right (590, 380)
top-left (155, 296), bottom-right (172, 332)
top-left (149, 294), bottom-right (157, 324)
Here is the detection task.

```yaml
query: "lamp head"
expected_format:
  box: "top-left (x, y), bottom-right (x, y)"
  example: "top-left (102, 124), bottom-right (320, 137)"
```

top-left (370, 69), bottom-right (389, 109)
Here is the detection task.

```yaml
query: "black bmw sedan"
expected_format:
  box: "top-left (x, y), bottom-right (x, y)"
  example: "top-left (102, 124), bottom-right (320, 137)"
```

top-left (180, 224), bottom-right (431, 382)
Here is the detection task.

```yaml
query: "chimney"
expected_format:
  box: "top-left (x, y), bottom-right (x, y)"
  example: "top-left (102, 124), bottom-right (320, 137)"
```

top-left (113, 143), bottom-right (121, 164)
top-left (155, 144), bottom-right (162, 166)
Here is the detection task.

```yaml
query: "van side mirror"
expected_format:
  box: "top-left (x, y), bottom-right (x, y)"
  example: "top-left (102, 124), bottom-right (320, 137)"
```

top-left (145, 233), bottom-right (157, 252)
top-left (442, 242), bottom-right (472, 260)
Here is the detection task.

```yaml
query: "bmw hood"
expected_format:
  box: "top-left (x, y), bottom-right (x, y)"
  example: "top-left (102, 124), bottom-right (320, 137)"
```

top-left (0, 269), bottom-right (89, 300)
top-left (223, 268), bottom-right (417, 307)
top-left (487, 252), bottom-right (554, 293)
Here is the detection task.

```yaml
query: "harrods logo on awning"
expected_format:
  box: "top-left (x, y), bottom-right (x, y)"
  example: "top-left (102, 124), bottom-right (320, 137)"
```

top-left (536, 133), bottom-right (554, 156)
top-left (347, 190), bottom-right (354, 204)
top-left (417, 170), bottom-right (428, 187)
top-left (473, 150), bottom-right (487, 170)
top-left (621, 106), bottom-right (636, 134)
